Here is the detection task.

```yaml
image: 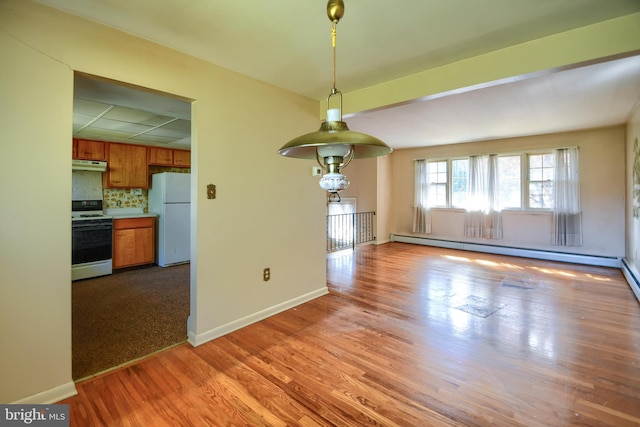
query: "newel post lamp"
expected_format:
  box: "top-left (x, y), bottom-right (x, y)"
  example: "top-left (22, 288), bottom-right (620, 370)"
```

top-left (278, 0), bottom-right (392, 201)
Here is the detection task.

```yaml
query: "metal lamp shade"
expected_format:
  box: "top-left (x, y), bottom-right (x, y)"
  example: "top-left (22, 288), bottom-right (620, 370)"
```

top-left (278, 120), bottom-right (392, 159)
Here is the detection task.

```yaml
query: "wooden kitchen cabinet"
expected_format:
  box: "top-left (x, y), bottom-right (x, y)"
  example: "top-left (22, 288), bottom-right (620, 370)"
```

top-left (74, 139), bottom-right (106, 160)
top-left (112, 217), bottom-right (155, 269)
top-left (104, 143), bottom-right (148, 188)
top-left (148, 147), bottom-right (190, 167)
top-left (148, 147), bottom-right (173, 166)
top-left (173, 150), bottom-right (191, 167)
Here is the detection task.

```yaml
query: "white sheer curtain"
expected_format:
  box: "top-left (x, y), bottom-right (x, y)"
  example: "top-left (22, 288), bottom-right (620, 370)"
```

top-left (553, 147), bottom-right (582, 246)
top-left (485, 154), bottom-right (503, 239)
top-left (464, 154), bottom-right (502, 239)
top-left (464, 155), bottom-right (486, 237)
top-left (413, 159), bottom-right (431, 234)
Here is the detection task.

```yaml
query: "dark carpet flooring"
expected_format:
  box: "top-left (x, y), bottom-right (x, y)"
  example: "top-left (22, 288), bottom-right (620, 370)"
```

top-left (72, 264), bottom-right (190, 380)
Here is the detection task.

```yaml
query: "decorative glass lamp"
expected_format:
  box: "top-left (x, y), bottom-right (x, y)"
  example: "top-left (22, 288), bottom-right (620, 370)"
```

top-left (278, 0), bottom-right (392, 200)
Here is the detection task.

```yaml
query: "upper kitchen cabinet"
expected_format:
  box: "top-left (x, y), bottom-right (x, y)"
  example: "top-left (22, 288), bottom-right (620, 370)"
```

top-left (148, 147), bottom-right (173, 166)
top-left (104, 143), bottom-right (148, 188)
top-left (148, 147), bottom-right (191, 168)
top-left (173, 150), bottom-right (191, 167)
top-left (73, 139), bottom-right (106, 161)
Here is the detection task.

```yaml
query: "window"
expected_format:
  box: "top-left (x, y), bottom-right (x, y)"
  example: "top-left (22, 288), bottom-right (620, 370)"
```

top-left (327, 198), bottom-right (355, 216)
top-left (528, 153), bottom-right (554, 209)
top-left (451, 159), bottom-right (468, 207)
top-left (428, 161), bottom-right (447, 206)
top-left (498, 155), bottom-right (521, 208)
top-left (414, 150), bottom-right (565, 211)
top-left (327, 198), bottom-right (356, 243)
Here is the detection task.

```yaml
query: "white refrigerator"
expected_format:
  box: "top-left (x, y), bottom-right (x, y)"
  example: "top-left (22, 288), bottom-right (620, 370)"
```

top-left (148, 172), bottom-right (191, 267)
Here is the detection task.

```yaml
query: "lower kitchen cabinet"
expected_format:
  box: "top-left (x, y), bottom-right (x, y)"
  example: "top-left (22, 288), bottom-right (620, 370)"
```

top-left (113, 217), bottom-right (155, 269)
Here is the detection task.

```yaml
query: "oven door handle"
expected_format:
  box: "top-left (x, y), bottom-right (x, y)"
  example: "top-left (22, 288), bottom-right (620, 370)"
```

top-left (72, 223), bottom-right (113, 230)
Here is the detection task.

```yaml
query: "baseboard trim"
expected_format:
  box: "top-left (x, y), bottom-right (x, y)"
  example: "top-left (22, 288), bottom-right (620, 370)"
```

top-left (621, 258), bottom-right (640, 303)
top-left (188, 287), bottom-right (329, 347)
top-left (12, 381), bottom-right (77, 404)
top-left (390, 234), bottom-right (621, 268)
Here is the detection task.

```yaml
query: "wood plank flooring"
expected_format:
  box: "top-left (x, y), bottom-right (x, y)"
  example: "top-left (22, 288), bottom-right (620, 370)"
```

top-left (59, 243), bottom-right (640, 426)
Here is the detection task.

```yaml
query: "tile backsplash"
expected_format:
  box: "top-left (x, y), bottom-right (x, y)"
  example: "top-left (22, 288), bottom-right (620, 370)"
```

top-left (103, 166), bottom-right (189, 212)
top-left (103, 188), bottom-right (148, 210)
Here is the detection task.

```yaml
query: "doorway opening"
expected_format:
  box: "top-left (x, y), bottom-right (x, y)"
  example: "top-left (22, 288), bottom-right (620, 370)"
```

top-left (327, 198), bottom-right (356, 252)
top-left (71, 73), bottom-right (195, 380)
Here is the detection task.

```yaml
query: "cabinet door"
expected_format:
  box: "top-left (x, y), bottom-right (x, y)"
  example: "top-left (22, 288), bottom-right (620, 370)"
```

top-left (112, 217), bottom-right (155, 269)
top-left (105, 143), bottom-right (148, 188)
top-left (113, 227), bottom-right (155, 268)
top-left (173, 150), bottom-right (191, 167)
top-left (75, 139), bottom-right (106, 160)
top-left (148, 147), bottom-right (174, 166)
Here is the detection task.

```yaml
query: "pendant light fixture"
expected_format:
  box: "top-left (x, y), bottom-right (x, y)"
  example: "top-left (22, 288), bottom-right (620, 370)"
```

top-left (278, 0), bottom-right (392, 200)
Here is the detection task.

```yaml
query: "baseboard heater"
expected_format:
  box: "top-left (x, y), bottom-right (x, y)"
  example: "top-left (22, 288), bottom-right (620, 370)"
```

top-left (389, 234), bottom-right (621, 268)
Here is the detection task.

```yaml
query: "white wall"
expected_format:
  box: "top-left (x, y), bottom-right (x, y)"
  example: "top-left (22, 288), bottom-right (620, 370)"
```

top-left (376, 155), bottom-right (393, 244)
top-left (389, 126), bottom-right (626, 258)
top-left (0, 0), bottom-right (326, 403)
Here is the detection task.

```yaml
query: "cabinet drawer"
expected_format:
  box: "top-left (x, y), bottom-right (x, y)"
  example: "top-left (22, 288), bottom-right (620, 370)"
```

top-left (113, 217), bottom-right (155, 230)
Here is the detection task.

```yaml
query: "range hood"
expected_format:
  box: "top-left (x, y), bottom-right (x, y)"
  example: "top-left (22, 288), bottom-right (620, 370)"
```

top-left (72, 159), bottom-right (107, 172)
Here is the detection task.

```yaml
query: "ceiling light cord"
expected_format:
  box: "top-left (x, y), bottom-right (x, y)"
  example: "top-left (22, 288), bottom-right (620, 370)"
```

top-left (328, 1), bottom-right (343, 120)
top-left (332, 21), bottom-right (337, 93)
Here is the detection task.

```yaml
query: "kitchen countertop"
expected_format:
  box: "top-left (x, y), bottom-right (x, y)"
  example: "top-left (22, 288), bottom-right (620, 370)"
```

top-left (105, 208), bottom-right (156, 219)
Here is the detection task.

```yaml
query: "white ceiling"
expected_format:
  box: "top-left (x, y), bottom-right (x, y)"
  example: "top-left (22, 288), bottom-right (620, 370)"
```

top-left (39, 0), bottom-right (640, 150)
top-left (347, 56), bottom-right (640, 148)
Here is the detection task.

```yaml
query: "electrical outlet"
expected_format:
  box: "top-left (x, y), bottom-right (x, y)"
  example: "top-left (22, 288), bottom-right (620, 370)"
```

top-left (130, 188), bottom-right (142, 196)
top-left (263, 268), bottom-right (271, 282)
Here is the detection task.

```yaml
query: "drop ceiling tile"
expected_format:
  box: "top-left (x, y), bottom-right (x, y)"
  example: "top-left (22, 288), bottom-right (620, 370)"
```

top-left (144, 127), bottom-right (190, 139)
top-left (140, 116), bottom-right (181, 127)
top-left (75, 129), bottom-right (140, 141)
top-left (130, 134), bottom-right (177, 144)
top-left (73, 113), bottom-right (99, 130)
top-left (73, 98), bottom-right (113, 116)
top-left (161, 119), bottom-right (191, 131)
top-left (103, 106), bottom-right (174, 126)
top-left (91, 118), bottom-right (153, 134)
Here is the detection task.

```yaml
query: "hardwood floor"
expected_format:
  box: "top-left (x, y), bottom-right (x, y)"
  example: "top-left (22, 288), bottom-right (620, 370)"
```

top-left (59, 243), bottom-right (640, 426)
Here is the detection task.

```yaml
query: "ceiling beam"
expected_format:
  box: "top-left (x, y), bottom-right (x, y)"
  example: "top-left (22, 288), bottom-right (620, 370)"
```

top-left (337, 12), bottom-right (640, 117)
